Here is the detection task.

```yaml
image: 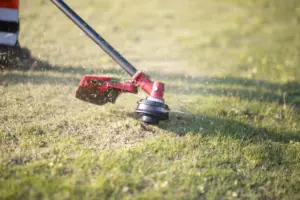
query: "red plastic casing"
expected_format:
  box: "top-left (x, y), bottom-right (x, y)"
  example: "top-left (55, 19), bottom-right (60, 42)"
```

top-left (132, 71), bottom-right (165, 100)
top-left (77, 75), bottom-right (137, 94)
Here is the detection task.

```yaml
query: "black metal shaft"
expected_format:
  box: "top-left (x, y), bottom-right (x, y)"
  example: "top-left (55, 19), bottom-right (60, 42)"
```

top-left (51, 0), bottom-right (137, 77)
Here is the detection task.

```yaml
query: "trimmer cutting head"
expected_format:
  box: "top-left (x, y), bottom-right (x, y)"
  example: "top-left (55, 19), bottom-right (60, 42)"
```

top-left (136, 98), bottom-right (170, 124)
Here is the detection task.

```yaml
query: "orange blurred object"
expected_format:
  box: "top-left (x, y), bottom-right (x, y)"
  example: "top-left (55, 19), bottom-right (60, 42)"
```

top-left (0, 0), bottom-right (19, 9)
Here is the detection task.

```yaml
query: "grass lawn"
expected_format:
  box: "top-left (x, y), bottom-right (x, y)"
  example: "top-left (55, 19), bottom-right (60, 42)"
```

top-left (1, 0), bottom-right (300, 199)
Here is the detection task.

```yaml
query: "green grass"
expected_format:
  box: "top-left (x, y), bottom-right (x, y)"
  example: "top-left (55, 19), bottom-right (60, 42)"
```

top-left (1, 0), bottom-right (300, 199)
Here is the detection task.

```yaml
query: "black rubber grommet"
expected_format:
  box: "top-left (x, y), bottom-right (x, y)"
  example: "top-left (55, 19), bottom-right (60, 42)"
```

top-left (142, 116), bottom-right (159, 124)
top-left (135, 99), bottom-right (170, 124)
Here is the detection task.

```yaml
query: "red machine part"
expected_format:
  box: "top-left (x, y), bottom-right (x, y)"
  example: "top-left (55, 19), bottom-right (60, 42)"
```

top-left (77, 75), bottom-right (137, 93)
top-left (75, 72), bottom-right (165, 105)
top-left (132, 71), bottom-right (165, 100)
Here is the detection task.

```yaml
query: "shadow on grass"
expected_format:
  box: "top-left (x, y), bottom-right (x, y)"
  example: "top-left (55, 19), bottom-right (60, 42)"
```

top-left (168, 84), bottom-right (300, 106)
top-left (158, 113), bottom-right (300, 143)
top-left (2, 57), bottom-right (299, 107)
top-left (0, 56), bottom-right (127, 85)
top-left (1, 56), bottom-right (300, 143)
top-left (0, 73), bottom-right (81, 85)
top-left (126, 111), bottom-right (300, 143)
top-left (1, 53), bottom-right (300, 110)
top-left (34, 62), bottom-right (125, 75)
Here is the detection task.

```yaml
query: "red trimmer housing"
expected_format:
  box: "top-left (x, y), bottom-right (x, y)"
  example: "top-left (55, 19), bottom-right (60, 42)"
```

top-left (76, 76), bottom-right (137, 105)
top-left (75, 72), bottom-right (169, 124)
top-left (76, 71), bottom-right (165, 105)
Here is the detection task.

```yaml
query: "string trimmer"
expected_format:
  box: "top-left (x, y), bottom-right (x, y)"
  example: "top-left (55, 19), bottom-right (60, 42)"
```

top-left (51, 0), bottom-right (169, 124)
